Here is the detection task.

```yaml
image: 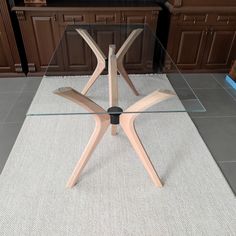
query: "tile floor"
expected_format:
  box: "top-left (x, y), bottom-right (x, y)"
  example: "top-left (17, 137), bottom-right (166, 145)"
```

top-left (0, 74), bottom-right (235, 194)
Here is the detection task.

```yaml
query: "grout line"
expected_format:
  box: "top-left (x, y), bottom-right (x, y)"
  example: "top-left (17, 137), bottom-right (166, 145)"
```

top-left (191, 88), bottom-right (225, 90)
top-left (190, 115), bottom-right (236, 119)
top-left (211, 74), bottom-right (236, 101)
top-left (218, 161), bottom-right (236, 164)
top-left (0, 121), bottom-right (24, 125)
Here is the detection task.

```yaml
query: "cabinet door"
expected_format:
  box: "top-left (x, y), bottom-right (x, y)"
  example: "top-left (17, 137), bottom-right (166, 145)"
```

top-left (58, 12), bottom-right (91, 74)
top-left (171, 26), bottom-right (207, 70)
top-left (202, 27), bottom-right (236, 70)
top-left (60, 27), bottom-right (92, 74)
top-left (0, 13), bottom-right (14, 73)
top-left (90, 11), bottom-right (120, 24)
top-left (90, 25), bottom-right (121, 69)
top-left (17, 11), bottom-right (63, 73)
top-left (121, 11), bottom-right (159, 72)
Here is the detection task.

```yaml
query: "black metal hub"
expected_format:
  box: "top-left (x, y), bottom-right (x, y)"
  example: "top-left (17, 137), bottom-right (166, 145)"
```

top-left (107, 106), bottom-right (123, 124)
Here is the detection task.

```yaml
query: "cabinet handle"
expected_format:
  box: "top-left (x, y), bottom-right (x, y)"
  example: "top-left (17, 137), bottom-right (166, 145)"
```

top-left (193, 17), bottom-right (196, 24)
top-left (205, 30), bottom-right (208, 35)
top-left (53, 15), bottom-right (57, 21)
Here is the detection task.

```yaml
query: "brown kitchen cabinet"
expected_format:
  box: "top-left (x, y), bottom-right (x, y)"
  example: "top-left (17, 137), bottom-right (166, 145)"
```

top-left (0, 0), bottom-right (23, 76)
top-left (0, 12), bottom-right (15, 74)
top-left (166, 6), bottom-right (236, 72)
top-left (16, 10), bottom-right (63, 74)
top-left (13, 6), bottom-right (160, 75)
top-left (201, 26), bottom-right (236, 70)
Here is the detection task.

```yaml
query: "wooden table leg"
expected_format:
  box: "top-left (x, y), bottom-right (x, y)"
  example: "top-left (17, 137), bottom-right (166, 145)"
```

top-left (116, 29), bottom-right (143, 96)
top-left (108, 44), bottom-right (118, 135)
top-left (120, 90), bottom-right (176, 187)
top-left (76, 29), bottom-right (107, 95)
top-left (54, 87), bottom-right (110, 188)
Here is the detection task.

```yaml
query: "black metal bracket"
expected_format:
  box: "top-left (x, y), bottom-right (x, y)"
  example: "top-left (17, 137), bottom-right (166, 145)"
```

top-left (107, 106), bottom-right (123, 124)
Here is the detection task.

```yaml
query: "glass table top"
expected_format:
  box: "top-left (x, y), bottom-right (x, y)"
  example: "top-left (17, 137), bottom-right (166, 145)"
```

top-left (27, 24), bottom-right (206, 116)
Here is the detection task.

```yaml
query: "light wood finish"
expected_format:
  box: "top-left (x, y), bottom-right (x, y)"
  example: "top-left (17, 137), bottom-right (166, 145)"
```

top-left (120, 90), bottom-right (176, 187)
top-left (108, 45), bottom-right (118, 107)
top-left (76, 28), bottom-right (140, 95)
top-left (116, 29), bottom-right (143, 96)
top-left (76, 29), bottom-right (107, 95)
top-left (108, 44), bottom-right (118, 135)
top-left (54, 87), bottom-right (110, 188)
top-left (53, 77), bottom-right (176, 188)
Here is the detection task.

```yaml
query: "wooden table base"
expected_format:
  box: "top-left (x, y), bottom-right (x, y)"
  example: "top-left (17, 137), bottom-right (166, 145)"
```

top-left (54, 87), bottom-right (175, 188)
top-left (76, 28), bottom-right (142, 96)
top-left (54, 34), bottom-right (176, 188)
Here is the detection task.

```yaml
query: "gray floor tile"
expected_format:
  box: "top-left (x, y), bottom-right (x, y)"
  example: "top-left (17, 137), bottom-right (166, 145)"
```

top-left (22, 77), bottom-right (42, 93)
top-left (184, 74), bottom-right (221, 89)
top-left (0, 123), bottom-right (21, 173)
top-left (167, 74), bottom-right (189, 89)
top-left (0, 93), bottom-right (20, 122)
top-left (191, 117), bottom-right (236, 162)
top-left (191, 89), bottom-right (236, 117)
top-left (211, 73), bottom-right (236, 100)
top-left (218, 162), bottom-right (236, 195)
top-left (226, 88), bottom-right (236, 100)
top-left (0, 78), bottom-right (27, 93)
top-left (212, 73), bottom-right (228, 88)
top-left (5, 92), bottom-right (35, 123)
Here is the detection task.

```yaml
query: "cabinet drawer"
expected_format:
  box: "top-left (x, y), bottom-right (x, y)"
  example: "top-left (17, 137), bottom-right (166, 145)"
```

top-left (61, 12), bottom-right (89, 25)
top-left (215, 14), bottom-right (236, 25)
top-left (93, 12), bottom-right (119, 23)
top-left (179, 14), bottom-right (208, 25)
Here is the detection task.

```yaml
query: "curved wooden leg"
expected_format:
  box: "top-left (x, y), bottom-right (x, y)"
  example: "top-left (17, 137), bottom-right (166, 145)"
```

top-left (53, 87), bottom-right (110, 188)
top-left (120, 89), bottom-right (176, 187)
top-left (66, 115), bottom-right (109, 188)
top-left (76, 28), bottom-right (107, 95)
top-left (117, 62), bottom-right (139, 96)
top-left (120, 115), bottom-right (162, 187)
top-left (116, 29), bottom-right (143, 96)
top-left (82, 62), bottom-right (105, 95)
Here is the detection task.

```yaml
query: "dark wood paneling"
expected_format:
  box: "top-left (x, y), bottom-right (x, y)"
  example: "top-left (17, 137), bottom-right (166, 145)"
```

top-left (32, 16), bottom-right (58, 67)
top-left (17, 11), bottom-right (63, 73)
top-left (0, 12), bottom-right (14, 72)
top-left (0, 0), bottom-right (23, 76)
top-left (166, 10), bottom-right (236, 72)
top-left (176, 28), bottom-right (206, 67)
top-left (202, 28), bottom-right (236, 69)
top-left (15, 7), bottom-right (159, 75)
top-left (61, 29), bottom-right (91, 72)
top-left (91, 11), bottom-right (120, 24)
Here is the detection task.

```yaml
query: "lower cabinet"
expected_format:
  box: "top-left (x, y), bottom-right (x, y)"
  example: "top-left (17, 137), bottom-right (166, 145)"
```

top-left (166, 13), bottom-right (236, 72)
top-left (0, 7), bottom-right (22, 76)
top-left (202, 27), bottom-right (236, 70)
top-left (17, 11), bottom-right (63, 73)
top-left (15, 8), bottom-right (160, 75)
top-left (0, 13), bottom-right (14, 73)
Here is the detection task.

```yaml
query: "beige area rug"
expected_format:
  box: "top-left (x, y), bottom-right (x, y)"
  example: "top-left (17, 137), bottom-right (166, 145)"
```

top-left (0, 75), bottom-right (235, 235)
